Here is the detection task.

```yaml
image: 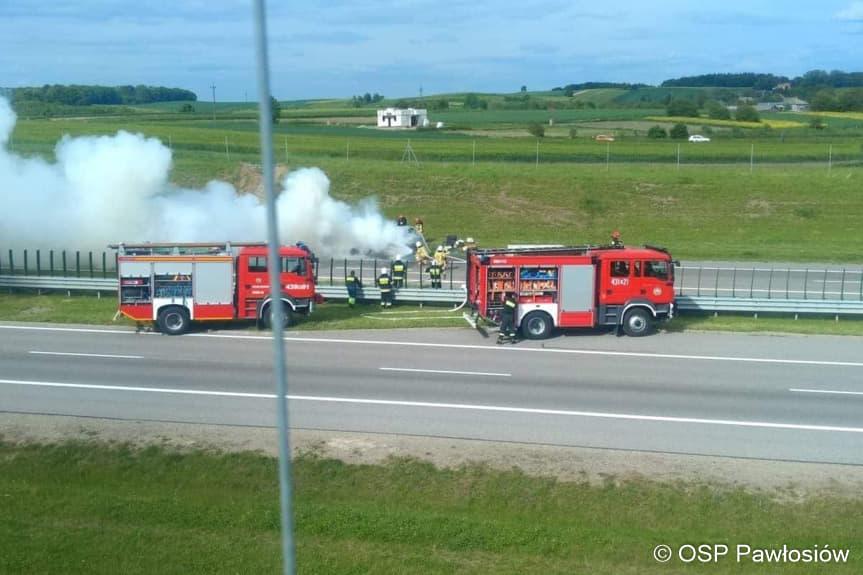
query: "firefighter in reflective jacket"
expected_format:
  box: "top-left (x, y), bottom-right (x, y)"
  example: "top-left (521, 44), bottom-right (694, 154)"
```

top-left (433, 245), bottom-right (448, 271)
top-left (377, 267), bottom-right (394, 307)
top-left (427, 260), bottom-right (442, 288)
top-left (415, 241), bottom-right (430, 268)
top-left (497, 292), bottom-right (518, 344)
top-left (391, 258), bottom-right (406, 289)
top-left (345, 270), bottom-right (361, 307)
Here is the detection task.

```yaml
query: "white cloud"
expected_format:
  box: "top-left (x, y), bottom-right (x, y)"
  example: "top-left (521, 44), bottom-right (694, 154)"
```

top-left (835, 1), bottom-right (863, 20)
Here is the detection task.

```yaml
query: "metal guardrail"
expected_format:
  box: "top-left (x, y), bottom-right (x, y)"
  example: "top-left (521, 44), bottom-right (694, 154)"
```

top-left (317, 286), bottom-right (465, 305)
top-left (3, 275), bottom-right (863, 318)
top-left (0, 275), bottom-right (466, 306)
top-left (0, 275), bottom-right (117, 294)
top-left (675, 295), bottom-right (863, 317)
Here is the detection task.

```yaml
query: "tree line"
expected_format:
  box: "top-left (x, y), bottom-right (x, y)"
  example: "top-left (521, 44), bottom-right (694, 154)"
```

top-left (12, 84), bottom-right (196, 106)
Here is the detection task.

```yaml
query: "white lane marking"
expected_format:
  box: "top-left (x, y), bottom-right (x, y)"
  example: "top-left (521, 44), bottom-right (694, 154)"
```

top-left (29, 351), bottom-right (144, 360)
top-left (0, 325), bottom-right (147, 335)
top-left (3, 324), bottom-right (863, 369)
top-left (2, 378), bottom-right (862, 434)
top-left (380, 367), bottom-right (511, 377)
top-left (790, 388), bottom-right (863, 397)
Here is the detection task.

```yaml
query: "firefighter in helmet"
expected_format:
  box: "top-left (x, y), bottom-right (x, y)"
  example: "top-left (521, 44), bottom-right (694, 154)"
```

top-left (396, 214), bottom-right (407, 226)
top-left (463, 237), bottom-right (477, 253)
top-left (414, 217), bottom-right (424, 235)
top-left (377, 267), bottom-right (394, 307)
top-left (427, 259), bottom-right (442, 288)
top-left (433, 245), bottom-right (447, 271)
top-left (415, 241), bottom-right (430, 268)
top-left (391, 257), bottom-right (406, 289)
top-left (611, 231), bottom-right (623, 248)
top-left (345, 269), bottom-right (361, 307)
top-left (497, 292), bottom-right (518, 344)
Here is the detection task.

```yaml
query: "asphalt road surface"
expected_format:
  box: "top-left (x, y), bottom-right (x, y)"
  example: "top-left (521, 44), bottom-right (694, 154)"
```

top-left (1, 323), bottom-right (862, 465)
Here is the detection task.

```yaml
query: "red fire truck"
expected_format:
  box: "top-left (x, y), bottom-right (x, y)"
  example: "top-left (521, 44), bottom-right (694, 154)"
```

top-left (466, 238), bottom-right (675, 338)
top-left (110, 242), bottom-right (321, 335)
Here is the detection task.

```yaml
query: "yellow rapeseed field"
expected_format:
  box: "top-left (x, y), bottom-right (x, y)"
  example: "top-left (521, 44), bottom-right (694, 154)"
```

top-left (646, 116), bottom-right (805, 129)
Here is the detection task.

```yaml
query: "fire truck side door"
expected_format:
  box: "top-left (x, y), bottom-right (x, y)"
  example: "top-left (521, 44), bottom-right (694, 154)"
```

top-left (600, 258), bottom-right (638, 305)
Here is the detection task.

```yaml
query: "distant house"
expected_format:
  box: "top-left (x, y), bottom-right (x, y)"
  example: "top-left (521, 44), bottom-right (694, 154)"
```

top-left (376, 108), bottom-right (429, 128)
top-left (783, 97), bottom-right (809, 112)
top-left (774, 82), bottom-right (792, 92)
top-left (755, 102), bottom-right (785, 112)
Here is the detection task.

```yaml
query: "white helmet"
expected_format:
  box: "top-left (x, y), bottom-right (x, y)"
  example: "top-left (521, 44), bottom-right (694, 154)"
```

top-left (437, 245), bottom-right (443, 251)
top-left (415, 241), bottom-right (422, 247)
top-left (380, 267), bottom-right (388, 274)
top-left (466, 237), bottom-right (474, 243)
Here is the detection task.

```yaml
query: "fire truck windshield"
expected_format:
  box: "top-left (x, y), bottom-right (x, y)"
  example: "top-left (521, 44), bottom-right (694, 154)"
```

top-left (644, 260), bottom-right (669, 280)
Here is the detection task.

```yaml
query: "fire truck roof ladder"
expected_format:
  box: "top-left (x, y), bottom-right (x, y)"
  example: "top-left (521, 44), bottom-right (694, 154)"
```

top-left (471, 244), bottom-right (614, 257)
top-left (108, 241), bottom-right (267, 255)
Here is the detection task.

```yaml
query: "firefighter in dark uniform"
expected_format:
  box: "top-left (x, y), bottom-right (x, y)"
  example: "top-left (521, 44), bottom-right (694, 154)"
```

top-left (611, 231), bottom-right (623, 248)
top-left (377, 267), bottom-right (394, 307)
top-left (427, 260), bottom-right (442, 288)
top-left (497, 292), bottom-right (518, 344)
top-left (391, 258), bottom-right (406, 289)
top-left (345, 270), bottom-right (361, 307)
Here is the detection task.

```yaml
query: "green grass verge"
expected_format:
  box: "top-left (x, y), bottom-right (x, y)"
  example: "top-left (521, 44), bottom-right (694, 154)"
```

top-left (1, 293), bottom-right (862, 336)
top-left (0, 441), bottom-right (859, 575)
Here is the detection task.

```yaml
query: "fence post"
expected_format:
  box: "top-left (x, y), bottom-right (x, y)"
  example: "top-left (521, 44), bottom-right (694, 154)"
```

top-left (749, 267), bottom-right (755, 298)
top-left (89, 252), bottom-right (94, 278)
top-left (62, 251), bottom-right (68, 276)
top-left (785, 267), bottom-right (790, 299)
top-left (102, 252), bottom-right (107, 278)
top-left (767, 267), bottom-right (773, 299)
top-left (36, 250), bottom-right (42, 276)
top-left (696, 266), bottom-right (702, 297)
top-left (840, 269), bottom-right (846, 301)
top-left (732, 266), bottom-right (737, 298)
top-left (822, 269), bottom-right (828, 299)
top-left (23, 250), bottom-right (28, 276)
top-left (804, 268), bottom-right (808, 299)
top-left (713, 266), bottom-right (720, 297)
top-left (76, 251), bottom-right (81, 277)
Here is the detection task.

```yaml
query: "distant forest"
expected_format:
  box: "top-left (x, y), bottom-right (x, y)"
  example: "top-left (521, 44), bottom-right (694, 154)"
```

top-left (11, 84), bottom-right (196, 106)
top-left (661, 70), bottom-right (863, 93)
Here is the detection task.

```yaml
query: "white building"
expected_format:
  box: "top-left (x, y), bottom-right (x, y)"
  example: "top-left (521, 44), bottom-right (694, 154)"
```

top-left (376, 108), bottom-right (428, 128)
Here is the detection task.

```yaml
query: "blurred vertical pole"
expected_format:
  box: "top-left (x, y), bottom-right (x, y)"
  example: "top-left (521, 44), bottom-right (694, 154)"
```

top-left (252, 2), bottom-right (296, 575)
top-left (750, 144), bottom-right (754, 173)
top-left (605, 142), bottom-right (610, 171)
top-left (472, 140), bottom-right (475, 166)
top-left (676, 144), bottom-right (680, 171)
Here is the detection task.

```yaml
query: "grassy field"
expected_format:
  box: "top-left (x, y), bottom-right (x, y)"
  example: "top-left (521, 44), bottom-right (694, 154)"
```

top-left (5, 101), bottom-right (863, 266)
top-left (1, 441), bottom-right (859, 575)
top-left (1, 292), bottom-right (862, 336)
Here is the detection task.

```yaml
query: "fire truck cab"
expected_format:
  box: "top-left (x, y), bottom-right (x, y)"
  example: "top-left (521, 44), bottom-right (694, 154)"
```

top-left (466, 241), bottom-right (675, 338)
top-left (111, 242), bottom-right (320, 335)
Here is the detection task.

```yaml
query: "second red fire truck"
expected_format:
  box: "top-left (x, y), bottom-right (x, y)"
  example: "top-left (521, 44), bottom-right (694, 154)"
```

top-left (110, 241), bottom-right (321, 335)
top-left (466, 237), bottom-right (675, 338)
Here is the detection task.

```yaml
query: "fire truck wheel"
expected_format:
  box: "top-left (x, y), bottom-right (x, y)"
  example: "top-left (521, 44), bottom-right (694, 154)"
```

top-left (262, 304), bottom-right (292, 329)
top-left (157, 307), bottom-right (190, 336)
top-left (521, 311), bottom-right (553, 340)
top-left (622, 307), bottom-right (653, 337)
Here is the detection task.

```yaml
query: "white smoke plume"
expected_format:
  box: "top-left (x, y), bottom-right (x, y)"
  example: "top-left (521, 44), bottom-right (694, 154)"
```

top-left (0, 97), bottom-right (414, 259)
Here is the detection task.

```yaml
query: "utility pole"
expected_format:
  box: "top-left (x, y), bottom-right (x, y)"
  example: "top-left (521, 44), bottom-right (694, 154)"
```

top-left (210, 84), bottom-right (216, 120)
top-left (419, 84), bottom-right (423, 99)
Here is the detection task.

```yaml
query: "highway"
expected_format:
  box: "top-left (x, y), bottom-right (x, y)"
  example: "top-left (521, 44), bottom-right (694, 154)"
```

top-left (1, 323), bottom-right (862, 465)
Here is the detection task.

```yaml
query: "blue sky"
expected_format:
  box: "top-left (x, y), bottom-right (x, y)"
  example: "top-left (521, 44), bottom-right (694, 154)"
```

top-left (1, 1), bottom-right (862, 101)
